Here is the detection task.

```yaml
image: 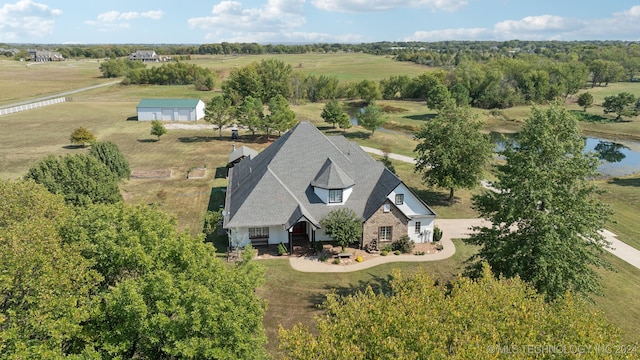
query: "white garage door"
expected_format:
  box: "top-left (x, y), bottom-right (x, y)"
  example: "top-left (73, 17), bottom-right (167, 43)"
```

top-left (178, 109), bottom-right (190, 121)
top-left (162, 109), bottom-right (173, 120)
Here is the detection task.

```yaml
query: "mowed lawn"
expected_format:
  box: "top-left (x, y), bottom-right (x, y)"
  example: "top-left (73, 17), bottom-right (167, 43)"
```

top-left (0, 54), bottom-right (639, 355)
top-left (0, 59), bottom-right (113, 106)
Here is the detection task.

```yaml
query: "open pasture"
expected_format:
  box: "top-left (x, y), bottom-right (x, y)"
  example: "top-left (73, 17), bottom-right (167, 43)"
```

top-left (0, 59), bottom-right (112, 106)
top-left (0, 53), bottom-right (639, 352)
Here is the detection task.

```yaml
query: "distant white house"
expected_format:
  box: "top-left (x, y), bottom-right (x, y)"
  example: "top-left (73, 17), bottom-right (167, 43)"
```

top-left (29, 50), bottom-right (64, 61)
top-left (136, 99), bottom-right (205, 121)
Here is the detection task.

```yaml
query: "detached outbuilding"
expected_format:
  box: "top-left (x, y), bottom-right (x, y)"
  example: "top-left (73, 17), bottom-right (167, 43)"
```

top-left (136, 99), bottom-right (205, 121)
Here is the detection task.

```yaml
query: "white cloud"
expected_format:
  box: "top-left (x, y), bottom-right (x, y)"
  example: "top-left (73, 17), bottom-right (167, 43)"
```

top-left (86, 9), bottom-right (163, 32)
top-left (406, 5), bottom-right (640, 41)
top-left (205, 30), bottom-right (361, 43)
top-left (406, 28), bottom-right (488, 41)
top-left (0, 0), bottom-right (62, 41)
top-left (97, 10), bottom-right (164, 23)
top-left (189, 0), bottom-right (306, 34)
top-left (312, 0), bottom-right (467, 13)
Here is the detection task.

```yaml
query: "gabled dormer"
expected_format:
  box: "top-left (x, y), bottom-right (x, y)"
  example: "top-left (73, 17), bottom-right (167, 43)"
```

top-left (310, 158), bottom-right (355, 205)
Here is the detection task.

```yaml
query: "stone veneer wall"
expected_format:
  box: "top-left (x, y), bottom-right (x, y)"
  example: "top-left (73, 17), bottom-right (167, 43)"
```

top-left (361, 200), bottom-right (408, 249)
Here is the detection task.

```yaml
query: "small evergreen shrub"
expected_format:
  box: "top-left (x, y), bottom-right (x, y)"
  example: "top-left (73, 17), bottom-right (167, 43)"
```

top-left (319, 254), bottom-right (329, 262)
top-left (394, 250), bottom-right (401, 255)
top-left (333, 258), bottom-right (341, 264)
top-left (392, 236), bottom-right (414, 253)
top-left (380, 250), bottom-right (388, 256)
top-left (277, 242), bottom-right (287, 256)
top-left (433, 226), bottom-right (443, 242)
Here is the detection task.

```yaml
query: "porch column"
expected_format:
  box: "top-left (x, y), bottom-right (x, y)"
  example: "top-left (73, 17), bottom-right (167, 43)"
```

top-left (312, 228), bottom-right (316, 254)
top-left (288, 229), bottom-right (293, 254)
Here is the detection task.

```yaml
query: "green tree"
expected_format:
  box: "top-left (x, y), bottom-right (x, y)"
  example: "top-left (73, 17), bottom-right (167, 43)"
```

top-left (465, 104), bottom-right (612, 301)
top-left (449, 83), bottom-right (470, 106)
top-left (321, 99), bottom-right (349, 129)
top-left (222, 62), bottom-right (264, 105)
top-left (236, 95), bottom-right (264, 137)
top-left (577, 91), bottom-right (594, 112)
top-left (60, 203), bottom-right (268, 359)
top-left (414, 102), bottom-right (492, 201)
top-left (425, 83), bottom-right (451, 110)
top-left (379, 152), bottom-right (396, 175)
top-left (380, 75), bottom-right (411, 100)
top-left (69, 127), bottom-right (96, 147)
top-left (205, 95), bottom-right (234, 139)
top-left (0, 180), bottom-right (100, 358)
top-left (355, 79), bottom-right (381, 104)
top-left (266, 94), bottom-right (297, 138)
top-left (320, 208), bottom-right (361, 251)
top-left (25, 154), bottom-right (122, 206)
top-left (149, 120), bottom-right (167, 140)
top-left (89, 141), bottom-right (131, 180)
top-left (279, 266), bottom-right (622, 360)
top-left (603, 92), bottom-right (637, 120)
top-left (357, 103), bottom-right (386, 135)
top-left (257, 58), bottom-right (292, 104)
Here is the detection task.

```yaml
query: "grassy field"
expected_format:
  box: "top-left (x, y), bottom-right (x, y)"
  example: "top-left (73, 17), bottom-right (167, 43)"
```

top-left (0, 59), bottom-right (112, 107)
top-left (257, 239), bottom-right (480, 357)
top-left (1, 54), bottom-right (639, 355)
top-left (189, 52), bottom-right (432, 82)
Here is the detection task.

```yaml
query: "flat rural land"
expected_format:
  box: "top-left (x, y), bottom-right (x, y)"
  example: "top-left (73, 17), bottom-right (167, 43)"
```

top-left (1, 54), bottom-right (639, 354)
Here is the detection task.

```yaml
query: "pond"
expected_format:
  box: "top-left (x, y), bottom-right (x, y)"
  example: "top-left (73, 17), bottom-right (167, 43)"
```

top-left (492, 134), bottom-right (640, 178)
top-left (346, 106), bottom-right (640, 177)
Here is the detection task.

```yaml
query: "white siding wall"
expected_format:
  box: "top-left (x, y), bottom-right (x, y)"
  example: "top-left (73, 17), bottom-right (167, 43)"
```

top-left (138, 106), bottom-right (200, 121)
top-left (312, 185), bottom-right (353, 205)
top-left (387, 183), bottom-right (431, 217)
top-left (387, 183), bottom-right (436, 243)
top-left (407, 217), bottom-right (435, 243)
top-left (138, 107), bottom-right (163, 121)
top-left (195, 100), bottom-right (205, 120)
top-left (228, 226), bottom-right (289, 246)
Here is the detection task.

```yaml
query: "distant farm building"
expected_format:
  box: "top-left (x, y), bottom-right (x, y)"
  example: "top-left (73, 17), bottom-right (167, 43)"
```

top-left (136, 99), bottom-right (205, 121)
top-left (128, 50), bottom-right (170, 62)
top-left (30, 50), bottom-right (64, 61)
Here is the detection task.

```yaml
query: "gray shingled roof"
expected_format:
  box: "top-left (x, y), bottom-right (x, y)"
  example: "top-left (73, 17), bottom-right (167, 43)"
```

top-left (310, 158), bottom-right (355, 189)
top-left (223, 121), bottom-right (417, 229)
top-left (228, 145), bottom-right (259, 164)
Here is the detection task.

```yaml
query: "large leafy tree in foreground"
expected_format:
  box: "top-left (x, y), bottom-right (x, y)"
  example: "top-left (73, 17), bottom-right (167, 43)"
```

top-left (414, 101), bottom-right (492, 201)
top-left (279, 267), bottom-right (621, 359)
top-left (60, 203), bottom-right (268, 359)
top-left (465, 104), bottom-right (612, 301)
top-left (25, 154), bottom-right (122, 206)
top-left (0, 180), bottom-right (100, 358)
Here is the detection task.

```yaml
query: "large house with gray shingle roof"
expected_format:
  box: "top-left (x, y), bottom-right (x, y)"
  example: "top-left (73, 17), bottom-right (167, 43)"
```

top-left (222, 122), bottom-right (436, 251)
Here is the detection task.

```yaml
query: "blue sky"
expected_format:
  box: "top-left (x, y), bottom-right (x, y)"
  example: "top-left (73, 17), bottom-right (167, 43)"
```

top-left (2, 0), bottom-right (640, 44)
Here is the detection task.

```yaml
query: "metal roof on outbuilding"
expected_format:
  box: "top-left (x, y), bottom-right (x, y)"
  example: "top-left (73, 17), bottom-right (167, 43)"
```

top-left (137, 99), bottom-right (202, 108)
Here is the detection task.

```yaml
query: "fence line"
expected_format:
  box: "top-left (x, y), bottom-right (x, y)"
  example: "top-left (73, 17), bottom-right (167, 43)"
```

top-left (0, 97), bottom-right (66, 116)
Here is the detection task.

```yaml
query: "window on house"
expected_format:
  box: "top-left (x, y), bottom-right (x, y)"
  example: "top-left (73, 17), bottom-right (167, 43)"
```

top-left (378, 226), bottom-right (392, 242)
top-left (383, 203), bottom-right (391, 212)
top-left (395, 194), bottom-right (404, 205)
top-left (414, 221), bottom-right (421, 234)
top-left (249, 227), bottom-right (269, 239)
top-left (329, 189), bottom-right (343, 203)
